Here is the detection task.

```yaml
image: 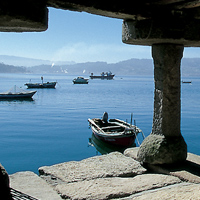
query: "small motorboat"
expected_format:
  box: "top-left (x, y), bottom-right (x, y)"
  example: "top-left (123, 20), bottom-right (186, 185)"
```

top-left (0, 85), bottom-right (36, 100)
top-left (88, 112), bottom-right (143, 147)
top-left (25, 76), bottom-right (57, 88)
top-left (73, 77), bottom-right (89, 84)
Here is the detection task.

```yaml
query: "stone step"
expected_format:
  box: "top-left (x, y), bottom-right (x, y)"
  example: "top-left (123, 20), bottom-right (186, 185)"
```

top-left (38, 152), bottom-right (147, 185)
top-left (9, 171), bottom-right (62, 200)
top-left (38, 151), bottom-right (182, 200)
top-left (55, 174), bottom-right (181, 200)
top-left (118, 183), bottom-right (200, 200)
top-left (125, 148), bottom-right (200, 184)
top-left (8, 150), bottom-right (200, 200)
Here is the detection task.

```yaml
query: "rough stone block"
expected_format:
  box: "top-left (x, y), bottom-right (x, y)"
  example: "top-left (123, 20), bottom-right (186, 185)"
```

top-left (124, 147), bottom-right (139, 160)
top-left (137, 134), bottom-right (187, 165)
top-left (0, 163), bottom-right (12, 200)
top-left (0, 1), bottom-right (48, 32)
top-left (39, 152), bottom-right (146, 185)
top-left (55, 174), bottom-right (181, 200)
top-left (127, 183), bottom-right (200, 200)
top-left (187, 152), bottom-right (200, 165)
top-left (9, 171), bottom-right (62, 200)
top-left (122, 19), bottom-right (200, 47)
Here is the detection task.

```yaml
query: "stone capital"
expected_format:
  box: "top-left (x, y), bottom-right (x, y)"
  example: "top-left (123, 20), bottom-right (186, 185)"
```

top-left (122, 18), bottom-right (200, 47)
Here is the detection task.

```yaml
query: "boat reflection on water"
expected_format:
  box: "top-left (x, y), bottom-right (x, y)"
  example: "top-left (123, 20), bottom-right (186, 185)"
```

top-left (88, 133), bottom-right (136, 155)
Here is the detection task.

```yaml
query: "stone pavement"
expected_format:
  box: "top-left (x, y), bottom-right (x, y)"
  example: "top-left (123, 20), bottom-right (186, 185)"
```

top-left (10, 171), bottom-right (62, 200)
top-left (9, 149), bottom-right (200, 200)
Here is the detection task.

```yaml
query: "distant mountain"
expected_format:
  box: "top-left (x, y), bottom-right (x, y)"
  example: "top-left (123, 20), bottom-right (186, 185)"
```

top-left (0, 55), bottom-right (75, 67)
top-left (181, 58), bottom-right (200, 76)
top-left (27, 58), bottom-right (200, 76)
top-left (0, 62), bottom-right (28, 73)
top-left (0, 55), bottom-right (200, 76)
top-left (108, 58), bottom-right (154, 76)
top-left (28, 59), bottom-right (154, 76)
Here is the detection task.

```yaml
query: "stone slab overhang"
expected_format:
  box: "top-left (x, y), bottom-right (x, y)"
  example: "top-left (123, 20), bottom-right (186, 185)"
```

top-left (0, 0), bottom-right (200, 46)
top-left (46, 1), bottom-right (200, 46)
top-left (46, 0), bottom-right (200, 20)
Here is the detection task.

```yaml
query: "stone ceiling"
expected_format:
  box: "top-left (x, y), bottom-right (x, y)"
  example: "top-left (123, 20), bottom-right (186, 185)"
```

top-left (47, 0), bottom-right (200, 20)
top-left (1, 0), bottom-right (200, 46)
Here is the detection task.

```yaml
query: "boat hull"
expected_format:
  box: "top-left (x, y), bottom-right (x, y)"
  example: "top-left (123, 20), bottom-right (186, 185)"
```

top-left (73, 77), bottom-right (88, 84)
top-left (73, 80), bottom-right (88, 84)
top-left (89, 133), bottom-right (134, 154)
top-left (91, 128), bottom-right (136, 147)
top-left (90, 75), bottom-right (115, 80)
top-left (0, 91), bottom-right (36, 99)
top-left (25, 82), bottom-right (56, 88)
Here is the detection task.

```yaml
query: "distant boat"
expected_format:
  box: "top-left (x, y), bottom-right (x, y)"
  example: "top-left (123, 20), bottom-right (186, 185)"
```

top-left (73, 77), bottom-right (89, 84)
top-left (25, 82), bottom-right (57, 88)
top-left (25, 76), bottom-right (57, 88)
top-left (90, 71), bottom-right (115, 80)
top-left (0, 85), bottom-right (36, 100)
top-left (182, 81), bottom-right (192, 84)
top-left (88, 112), bottom-right (143, 147)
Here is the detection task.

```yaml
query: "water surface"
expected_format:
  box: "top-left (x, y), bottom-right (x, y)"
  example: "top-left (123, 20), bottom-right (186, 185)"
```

top-left (0, 74), bottom-right (199, 174)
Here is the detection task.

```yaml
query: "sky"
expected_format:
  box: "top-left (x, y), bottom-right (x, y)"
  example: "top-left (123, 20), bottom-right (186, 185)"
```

top-left (0, 7), bottom-right (200, 64)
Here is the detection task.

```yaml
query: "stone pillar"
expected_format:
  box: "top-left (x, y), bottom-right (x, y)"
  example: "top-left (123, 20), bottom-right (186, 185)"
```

top-left (137, 44), bottom-right (187, 165)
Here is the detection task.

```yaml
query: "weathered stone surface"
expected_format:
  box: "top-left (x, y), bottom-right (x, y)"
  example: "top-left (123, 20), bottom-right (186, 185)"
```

top-left (0, 163), bottom-right (12, 200)
top-left (55, 174), bottom-right (181, 200)
top-left (125, 183), bottom-right (200, 200)
top-left (9, 171), bottom-right (62, 200)
top-left (124, 147), bottom-right (139, 160)
top-left (152, 44), bottom-right (183, 137)
top-left (187, 152), bottom-right (200, 165)
top-left (122, 19), bottom-right (200, 47)
top-left (137, 44), bottom-right (187, 165)
top-left (0, 1), bottom-right (48, 32)
top-left (47, 1), bottom-right (200, 23)
top-left (137, 134), bottom-right (187, 164)
top-left (171, 170), bottom-right (200, 184)
top-left (126, 148), bottom-right (200, 184)
top-left (39, 152), bottom-right (146, 185)
top-left (8, 151), bottom-right (200, 200)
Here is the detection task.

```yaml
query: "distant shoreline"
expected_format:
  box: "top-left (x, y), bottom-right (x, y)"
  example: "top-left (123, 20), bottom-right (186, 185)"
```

top-left (0, 56), bottom-right (200, 76)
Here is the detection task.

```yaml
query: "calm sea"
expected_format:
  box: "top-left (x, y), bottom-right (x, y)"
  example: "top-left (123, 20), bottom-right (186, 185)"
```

top-left (0, 73), bottom-right (199, 174)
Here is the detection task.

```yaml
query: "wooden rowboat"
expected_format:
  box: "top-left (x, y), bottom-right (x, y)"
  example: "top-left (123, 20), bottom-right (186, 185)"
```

top-left (88, 112), bottom-right (143, 147)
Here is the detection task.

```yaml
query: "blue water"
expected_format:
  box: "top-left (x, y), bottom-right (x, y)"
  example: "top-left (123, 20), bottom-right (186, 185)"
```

top-left (0, 74), bottom-right (199, 174)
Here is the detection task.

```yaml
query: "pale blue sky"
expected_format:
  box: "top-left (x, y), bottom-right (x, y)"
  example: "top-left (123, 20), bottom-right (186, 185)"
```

top-left (0, 7), bottom-right (199, 63)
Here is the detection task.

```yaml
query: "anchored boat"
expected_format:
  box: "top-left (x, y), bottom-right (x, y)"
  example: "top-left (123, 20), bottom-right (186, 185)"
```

top-left (0, 85), bottom-right (36, 100)
top-left (73, 77), bottom-right (89, 84)
top-left (88, 133), bottom-right (132, 155)
top-left (88, 112), bottom-right (143, 147)
top-left (90, 72), bottom-right (115, 80)
top-left (25, 82), bottom-right (57, 88)
top-left (25, 77), bottom-right (57, 88)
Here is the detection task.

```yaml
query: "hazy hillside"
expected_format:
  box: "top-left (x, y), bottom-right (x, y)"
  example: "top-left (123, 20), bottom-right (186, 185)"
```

top-left (181, 58), bottom-right (200, 76)
top-left (0, 55), bottom-right (75, 67)
top-left (28, 58), bottom-right (200, 76)
top-left (0, 55), bottom-right (200, 76)
top-left (0, 62), bottom-right (28, 73)
top-left (28, 59), bottom-right (154, 76)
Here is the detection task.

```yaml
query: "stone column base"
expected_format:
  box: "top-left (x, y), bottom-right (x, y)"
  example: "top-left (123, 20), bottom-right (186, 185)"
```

top-left (137, 134), bottom-right (187, 165)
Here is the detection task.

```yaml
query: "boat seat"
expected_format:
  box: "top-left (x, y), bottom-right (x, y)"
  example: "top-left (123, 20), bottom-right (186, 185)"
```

top-left (101, 125), bottom-right (122, 130)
